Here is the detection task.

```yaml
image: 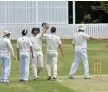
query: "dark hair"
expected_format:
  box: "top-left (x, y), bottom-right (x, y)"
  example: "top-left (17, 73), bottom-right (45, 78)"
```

top-left (51, 27), bottom-right (56, 33)
top-left (22, 29), bottom-right (28, 35)
top-left (78, 29), bottom-right (84, 32)
top-left (31, 27), bottom-right (40, 34)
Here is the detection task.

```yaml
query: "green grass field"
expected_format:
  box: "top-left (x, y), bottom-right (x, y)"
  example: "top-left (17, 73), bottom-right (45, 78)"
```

top-left (0, 40), bottom-right (108, 92)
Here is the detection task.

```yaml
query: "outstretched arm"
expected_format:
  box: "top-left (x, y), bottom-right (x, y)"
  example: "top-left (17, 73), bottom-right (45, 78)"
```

top-left (41, 24), bottom-right (50, 35)
top-left (89, 37), bottom-right (103, 40)
top-left (89, 36), bottom-right (108, 40)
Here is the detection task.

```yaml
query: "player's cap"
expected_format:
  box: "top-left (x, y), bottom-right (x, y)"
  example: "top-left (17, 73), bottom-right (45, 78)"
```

top-left (78, 25), bottom-right (86, 30)
top-left (3, 30), bottom-right (11, 36)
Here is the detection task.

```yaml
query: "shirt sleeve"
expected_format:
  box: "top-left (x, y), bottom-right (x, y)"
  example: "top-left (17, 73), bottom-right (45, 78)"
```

top-left (28, 38), bottom-right (33, 47)
top-left (58, 37), bottom-right (62, 44)
top-left (17, 39), bottom-right (19, 48)
top-left (43, 34), bottom-right (48, 38)
top-left (7, 39), bottom-right (15, 56)
top-left (39, 33), bottom-right (44, 40)
top-left (84, 33), bottom-right (90, 39)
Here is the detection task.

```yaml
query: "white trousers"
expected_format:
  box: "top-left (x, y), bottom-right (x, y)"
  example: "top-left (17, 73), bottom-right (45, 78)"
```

top-left (19, 52), bottom-right (30, 81)
top-left (46, 51), bottom-right (58, 78)
top-left (0, 55), bottom-right (11, 80)
top-left (32, 51), bottom-right (43, 78)
top-left (69, 48), bottom-right (89, 76)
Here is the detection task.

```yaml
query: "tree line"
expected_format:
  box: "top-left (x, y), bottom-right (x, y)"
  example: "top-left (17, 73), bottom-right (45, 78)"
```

top-left (69, 1), bottom-right (108, 24)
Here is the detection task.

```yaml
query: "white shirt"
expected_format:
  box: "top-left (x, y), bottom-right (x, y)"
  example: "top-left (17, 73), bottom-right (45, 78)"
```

top-left (72, 32), bottom-right (89, 49)
top-left (0, 37), bottom-right (14, 56)
top-left (17, 36), bottom-right (32, 53)
top-left (30, 34), bottom-right (42, 52)
top-left (43, 34), bottom-right (62, 52)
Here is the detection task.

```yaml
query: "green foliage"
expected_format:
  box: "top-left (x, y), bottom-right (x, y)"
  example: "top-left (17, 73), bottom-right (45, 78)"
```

top-left (84, 13), bottom-right (91, 22)
top-left (75, 1), bottom-right (108, 23)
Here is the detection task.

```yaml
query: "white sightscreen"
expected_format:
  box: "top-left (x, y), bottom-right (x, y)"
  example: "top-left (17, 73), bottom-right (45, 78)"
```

top-left (0, 1), bottom-right (68, 24)
top-left (38, 1), bottom-right (68, 24)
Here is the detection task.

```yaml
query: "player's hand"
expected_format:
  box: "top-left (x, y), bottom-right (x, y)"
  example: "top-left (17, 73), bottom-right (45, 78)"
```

top-left (42, 23), bottom-right (49, 30)
top-left (45, 24), bottom-right (50, 29)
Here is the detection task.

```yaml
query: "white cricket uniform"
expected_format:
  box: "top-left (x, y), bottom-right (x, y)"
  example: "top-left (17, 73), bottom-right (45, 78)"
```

top-left (30, 34), bottom-right (43, 78)
top-left (17, 36), bottom-right (32, 81)
top-left (69, 32), bottom-right (90, 76)
top-left (43, 33), bottom-right (62, 78)
top-left (0, 37), bottom-right (14, 80)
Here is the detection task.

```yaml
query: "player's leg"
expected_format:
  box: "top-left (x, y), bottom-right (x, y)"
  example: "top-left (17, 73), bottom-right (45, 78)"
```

top-left (80, 49), bottom-right (90, 79)
top-left (1, 55), bottom-right (10, 82)
top-left (37, 54), bottom-right (43, 76)
top-left (32, 56), bottom-right (38, 79)
top-left (69, 50), bottom-right (80, 76)
top-left (0, 56), bottom-right (5, 81)
top-left (52, 52), bottom-right (58, 80)
top-left (6, 55), bottom-right (11, 80)
top-left (19, 54), bottom-right (25, 81)
top-left (46, 52), bottom-right (52, 80)
top-left (4, 56), bottom-right (10, 80)
top-left (24, 53), bottom-right (30, 81)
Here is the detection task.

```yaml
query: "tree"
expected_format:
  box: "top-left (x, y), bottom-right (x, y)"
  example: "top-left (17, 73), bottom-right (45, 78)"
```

top-left (75, 1), bottom-right (108, 23)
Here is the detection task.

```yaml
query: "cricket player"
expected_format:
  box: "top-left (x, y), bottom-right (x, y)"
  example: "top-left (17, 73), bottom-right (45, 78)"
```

top-left (43, 27), bottom-right (64, 81)
top-left (17, 29), bottom-right (33, 82)
top-left (0, 30), bottom-right (15, 83)
top-left (30, 25), bottom-right (49, 80)
top-left (68, 25), bottom-right (100, 79)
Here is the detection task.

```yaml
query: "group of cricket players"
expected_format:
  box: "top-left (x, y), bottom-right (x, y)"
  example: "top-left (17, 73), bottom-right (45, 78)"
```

top-left (0, 23), bottom-right (64, 83)
top-left (0, 23), bottom-right (107, 83)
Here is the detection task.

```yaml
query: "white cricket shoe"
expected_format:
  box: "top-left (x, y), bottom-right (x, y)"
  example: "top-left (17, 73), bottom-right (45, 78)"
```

top-left (84, 76), bottom-right (91, 79)
top-left (68, 74), bottom-right (74, 79)
top-left (0, 79), bottom-right (10, 83)
top-left (4, 80), bottom-right (10, 83)
top-left (33, 76), bottom-right (39, 80)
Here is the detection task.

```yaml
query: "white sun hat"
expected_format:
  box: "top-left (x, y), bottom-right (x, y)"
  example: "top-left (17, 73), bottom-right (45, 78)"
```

top-left (78, 24), bottom-right (86, 30)
top-left (3, 30), bottom-right (11, 36)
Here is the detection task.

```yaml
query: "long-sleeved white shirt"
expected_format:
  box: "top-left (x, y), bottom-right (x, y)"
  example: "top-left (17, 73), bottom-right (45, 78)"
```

top-left (30, 34), bottom-right (42, 52)
top-left (0, 37), bottom-right (14, 56)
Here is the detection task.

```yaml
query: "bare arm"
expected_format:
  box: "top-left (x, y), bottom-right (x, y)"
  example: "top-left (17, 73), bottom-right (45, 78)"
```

top-left (41, 24), bottom-right (49, 35)
top-left (89, 36), bottom-right (107, 40)
top-left (89, 37), bottom-right (100, 40)
top-left (59, 44), bottom-right (64, 57)
top-left (8, 40), bottom-right (15, 56)
top-left (30, 46), bottom-right (34, 58)
top-left (17, 48), bottom-right (19, 61)
top-left (72, 44), bottom-right (75, 50)
top-left (42, 28), bottom-right (48, 35)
